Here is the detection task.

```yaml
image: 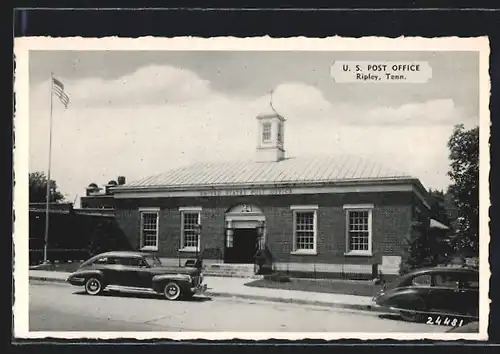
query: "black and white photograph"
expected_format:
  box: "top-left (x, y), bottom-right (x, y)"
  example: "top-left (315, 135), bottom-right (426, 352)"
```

top-left (13, 36), bottom-right (490, 340)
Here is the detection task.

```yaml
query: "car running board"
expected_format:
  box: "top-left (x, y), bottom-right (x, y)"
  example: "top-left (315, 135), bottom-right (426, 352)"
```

top-left (106, 285), bottom-right (159, 294)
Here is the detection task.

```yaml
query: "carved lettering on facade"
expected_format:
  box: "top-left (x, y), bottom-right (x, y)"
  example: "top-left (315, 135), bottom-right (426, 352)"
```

top-left (199, 188), bottom-right (293, 198)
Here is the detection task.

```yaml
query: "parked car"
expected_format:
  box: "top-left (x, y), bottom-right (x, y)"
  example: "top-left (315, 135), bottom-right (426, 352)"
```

top-left (66, 251), bottom-right (207, 301)
top-left (372, 266), bottom-right (479, 326)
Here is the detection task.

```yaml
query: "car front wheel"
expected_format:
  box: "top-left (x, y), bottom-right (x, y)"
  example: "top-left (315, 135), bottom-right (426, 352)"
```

top-left (84, 277), bottom-right (103, 296)
top-left (163, 282), bottom-right (182, 301)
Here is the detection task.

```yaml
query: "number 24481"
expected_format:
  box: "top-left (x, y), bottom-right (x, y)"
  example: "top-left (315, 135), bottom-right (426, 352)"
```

top-left (426, 316), bottom-right (464, 327)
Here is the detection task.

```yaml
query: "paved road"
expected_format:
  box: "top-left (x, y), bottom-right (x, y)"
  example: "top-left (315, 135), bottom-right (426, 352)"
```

top-left (29, 281), bottom-right (449, 333)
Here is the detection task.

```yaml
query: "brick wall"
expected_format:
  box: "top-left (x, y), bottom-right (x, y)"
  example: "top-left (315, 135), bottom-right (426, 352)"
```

top-left (114, 191), bottom-right (414, 268)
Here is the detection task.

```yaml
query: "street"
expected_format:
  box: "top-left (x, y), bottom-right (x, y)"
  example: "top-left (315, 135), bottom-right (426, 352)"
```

top-left (29, 280), bottom-right (449, 333)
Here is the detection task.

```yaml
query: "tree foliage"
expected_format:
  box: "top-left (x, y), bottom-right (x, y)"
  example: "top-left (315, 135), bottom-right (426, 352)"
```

top-left (29, 172), bottom-right (65, 203)
top-left (446, 124), bottom-right (479, 254)
top-left (400, 206), bottom-right (433, 274)
top-left (428, 189), bottom-right (450, 225)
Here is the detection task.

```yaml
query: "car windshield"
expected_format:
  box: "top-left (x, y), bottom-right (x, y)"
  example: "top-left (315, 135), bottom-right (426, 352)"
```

top-left (143, 254), bottom-right (162, 267)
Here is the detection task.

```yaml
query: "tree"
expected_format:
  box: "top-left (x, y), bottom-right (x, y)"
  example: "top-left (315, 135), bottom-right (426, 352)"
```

top-left (400, 206), bottom-right (433, 274)
top-left (446, 124), bottom-right (479, 254)
top-left (29, 172), bottom-right (65, 203)
top-left (426, 188), bottom-right (455, 264)
top-left (428, 189), bottom-right (450, 225)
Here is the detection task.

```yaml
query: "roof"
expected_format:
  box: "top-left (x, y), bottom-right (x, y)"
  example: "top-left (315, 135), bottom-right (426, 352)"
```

top-left (121, 155), bottom-right (415, 189)
top-left (29, 207), bottom-right (114, 218)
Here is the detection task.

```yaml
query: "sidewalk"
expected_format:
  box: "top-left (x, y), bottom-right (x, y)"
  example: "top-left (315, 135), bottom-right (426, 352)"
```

top-left (29, 270), bottom-right (378, 313)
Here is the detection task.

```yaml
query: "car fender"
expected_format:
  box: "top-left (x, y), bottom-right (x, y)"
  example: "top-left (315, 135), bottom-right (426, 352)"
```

top-left (67, 269), bottom-right (105, 285)
top-left (377, 288), bottom-right (427, 311)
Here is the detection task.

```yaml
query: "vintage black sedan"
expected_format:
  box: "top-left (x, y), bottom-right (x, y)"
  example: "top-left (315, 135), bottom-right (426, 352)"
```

top-left (66, 251), bottom-right (207, 301)
top-left (372, 266), bottom-right (479, 326)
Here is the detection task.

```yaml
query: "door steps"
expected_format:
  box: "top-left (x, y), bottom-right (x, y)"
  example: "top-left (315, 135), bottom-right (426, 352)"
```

top-left (202, 263), bottom-right (263, 279)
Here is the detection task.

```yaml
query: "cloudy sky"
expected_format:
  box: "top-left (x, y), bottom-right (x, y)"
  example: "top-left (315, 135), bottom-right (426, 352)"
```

top-left (29, 50), bottom-right (479, 205)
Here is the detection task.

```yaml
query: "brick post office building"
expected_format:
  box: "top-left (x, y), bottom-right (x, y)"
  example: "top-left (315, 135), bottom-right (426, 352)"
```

top-left (112, 110), bottom-right (431, 279)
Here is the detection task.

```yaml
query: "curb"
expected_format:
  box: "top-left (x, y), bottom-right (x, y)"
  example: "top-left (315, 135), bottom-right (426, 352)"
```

top-left (30, 276), bottom-right (68, 284)
top-left (204, 291), bottom-right (381, 313)
top-left (29, 276), bottom-right (381, 313)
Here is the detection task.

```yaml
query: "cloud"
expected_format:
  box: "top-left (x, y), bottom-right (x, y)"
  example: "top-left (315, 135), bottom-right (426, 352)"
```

top-left (28, 64), bottom-right (473, 202)
top-left (364, 99), bottom-right (468, 126)
top-left (39, 65), bottom-right (214, 108)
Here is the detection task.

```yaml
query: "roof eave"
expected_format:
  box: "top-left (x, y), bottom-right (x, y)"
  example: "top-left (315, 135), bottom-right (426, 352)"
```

top-left (112, 177), bottom-right (419, 194)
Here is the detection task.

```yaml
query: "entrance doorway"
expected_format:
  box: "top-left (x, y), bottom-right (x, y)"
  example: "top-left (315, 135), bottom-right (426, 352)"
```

top-left (224, 228), bottom-right (258, 264)
top-left (224, 204), bottom-right (265, 264)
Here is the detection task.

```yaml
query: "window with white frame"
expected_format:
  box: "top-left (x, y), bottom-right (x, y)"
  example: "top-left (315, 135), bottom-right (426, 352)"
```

top-left (262, 122), bottom-right (272, 142)
top-left (180, 208), bottom-right (201, 251)
top-left (140, 209), bottom-right (159, 250)
top-left (344, 204), bottom-right (373, 255)
top-left (291, 206), bottom-right (317, 254)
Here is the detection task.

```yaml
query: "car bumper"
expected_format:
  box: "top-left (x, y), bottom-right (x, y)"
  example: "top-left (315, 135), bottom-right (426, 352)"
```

top-left (191, 284), bottom-right (208, 294)
top-left (370, 298), bottom-right (399, 314)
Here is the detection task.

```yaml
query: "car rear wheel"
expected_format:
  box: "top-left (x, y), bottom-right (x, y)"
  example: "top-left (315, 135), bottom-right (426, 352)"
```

top-left (163, 282), bottom-right (182, 301)
top-left (84, 277), bottom-right (103, 296)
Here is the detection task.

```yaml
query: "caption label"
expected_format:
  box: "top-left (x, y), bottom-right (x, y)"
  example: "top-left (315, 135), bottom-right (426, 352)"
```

top-left (330, 61), bottom-right (432, 83)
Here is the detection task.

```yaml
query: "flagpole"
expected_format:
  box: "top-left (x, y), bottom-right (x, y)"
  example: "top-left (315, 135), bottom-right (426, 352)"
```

top-left (43, 73), bottom-right (54, 264)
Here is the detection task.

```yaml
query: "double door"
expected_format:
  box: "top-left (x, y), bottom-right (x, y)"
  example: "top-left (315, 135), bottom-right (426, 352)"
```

top-left (225, 228), bottom-right (259, 264)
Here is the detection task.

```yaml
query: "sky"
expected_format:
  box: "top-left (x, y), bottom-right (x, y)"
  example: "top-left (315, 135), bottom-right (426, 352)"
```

top-left (28, 50), bottom-right (479, 205)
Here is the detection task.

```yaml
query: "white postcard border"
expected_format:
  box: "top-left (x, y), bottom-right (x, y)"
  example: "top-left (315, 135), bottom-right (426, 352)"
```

top-left (13, 35), bottom-right (491, 341)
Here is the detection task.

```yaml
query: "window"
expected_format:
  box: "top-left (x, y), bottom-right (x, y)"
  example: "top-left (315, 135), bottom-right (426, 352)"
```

top-left (434, 273), bottom-right (461, 289)
top-left (140, 208), bottom-right (159, 251)
top-left (412, 274), bottom-right (432, 287)
top-left (462, 273), bottom-right (479, 290)
top-left (344, 204), bottom-right (373, 256)
top-left (180, 207), bottom-right (202, 251)
top-left (93, 257), bottom-right (111, 265)
top-left (143, 254), bottom-right (162, 267)
top-left (262, 122), bottom-right (272, 142)
top-left (291, 205), bottom-right (318, 254)
top-left (116, 257), bottom-right (146, 267)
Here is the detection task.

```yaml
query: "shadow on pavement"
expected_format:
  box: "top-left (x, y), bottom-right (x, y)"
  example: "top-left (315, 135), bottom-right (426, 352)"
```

top-left (72, 290), bottom-right (212, 302)
top-left (378, 314), bottom-right (405, 322)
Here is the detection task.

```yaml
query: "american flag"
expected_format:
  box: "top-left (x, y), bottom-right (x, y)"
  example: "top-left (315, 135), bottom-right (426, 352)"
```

top-left (52, 77), bottom-right (69, 108)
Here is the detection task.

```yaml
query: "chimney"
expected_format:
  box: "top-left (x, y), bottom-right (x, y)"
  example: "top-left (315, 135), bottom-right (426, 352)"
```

top-left (105, 180), bottom-right (118, 195)
top-left (117, 176), bottom-right (126, 185)
top-left (86, 183), bottom-right (100, 196)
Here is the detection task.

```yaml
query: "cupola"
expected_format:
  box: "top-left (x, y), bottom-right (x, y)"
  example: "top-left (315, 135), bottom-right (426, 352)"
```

top-left (255, 91), bottom-right (286, 162)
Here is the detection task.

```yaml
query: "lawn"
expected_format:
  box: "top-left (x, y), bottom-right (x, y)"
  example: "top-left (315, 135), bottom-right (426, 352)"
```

top-left (245, 277), bottom-right (381, 297)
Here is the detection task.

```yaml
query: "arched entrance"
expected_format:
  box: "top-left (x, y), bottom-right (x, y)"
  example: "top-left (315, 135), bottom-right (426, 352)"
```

top-left (224, 204), bottom-right (266, 264)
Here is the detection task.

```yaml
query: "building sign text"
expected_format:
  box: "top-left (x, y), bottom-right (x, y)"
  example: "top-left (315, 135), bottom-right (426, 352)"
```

top-left (200, 188), bottom-right (293, 197)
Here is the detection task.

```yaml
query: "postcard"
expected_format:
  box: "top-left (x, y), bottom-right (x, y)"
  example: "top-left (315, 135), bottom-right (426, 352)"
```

top-left (13, 35), bottom-right (490, 341)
